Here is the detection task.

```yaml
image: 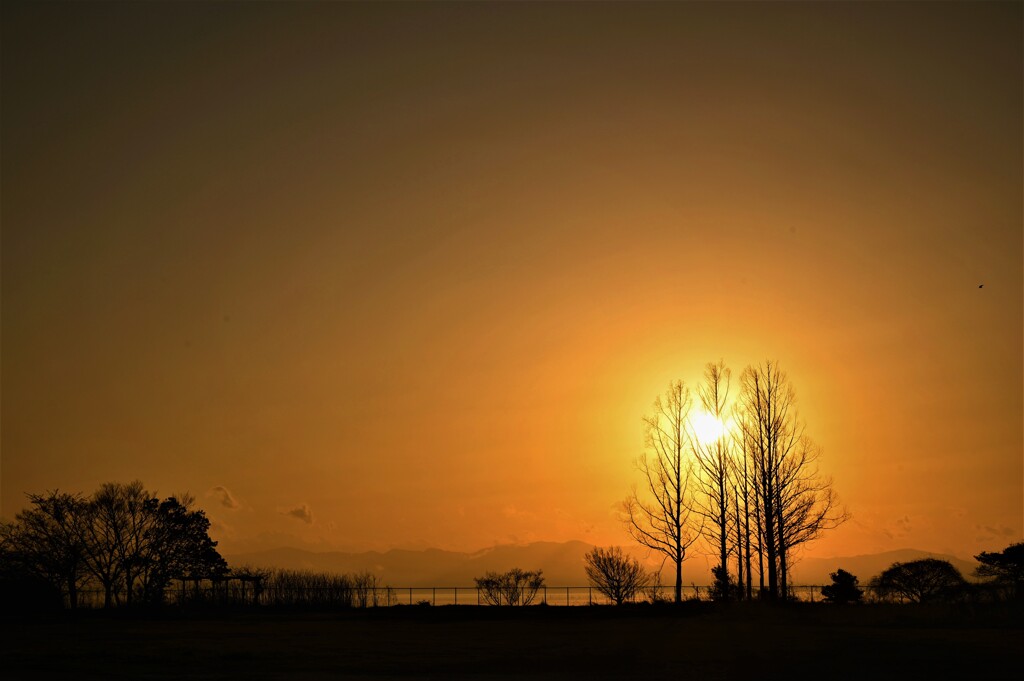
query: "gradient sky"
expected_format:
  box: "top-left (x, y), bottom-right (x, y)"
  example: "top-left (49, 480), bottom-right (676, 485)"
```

top-left (2, 2), bottom-right (1021, 563)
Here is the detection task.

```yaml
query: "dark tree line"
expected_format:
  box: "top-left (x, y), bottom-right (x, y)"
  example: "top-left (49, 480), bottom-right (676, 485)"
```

top-left (0, 481), bottom-right (226, 609)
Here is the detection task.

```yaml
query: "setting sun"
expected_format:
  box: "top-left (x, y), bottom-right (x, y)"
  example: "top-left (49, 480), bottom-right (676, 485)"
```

top-left (690, 411), bottom-right (727, 446)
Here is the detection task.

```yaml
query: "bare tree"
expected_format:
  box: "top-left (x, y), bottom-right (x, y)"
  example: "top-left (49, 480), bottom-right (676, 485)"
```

top-left (737, 361), bottom-right (847, 600)
top-left (474, 568), bottom-right (545, 606)
top-left (691, 361), bottom-right (735, 596)
top-left (84, 481), bottom-right (156, 607)
top-left (5, 491), bottom-right (89, 609)
top-left (734, 426), bottom-right (755, 600)
top-left (584, 546), bottom-right (649, 605)
top-left (625, 380), bottom-right (701, 603)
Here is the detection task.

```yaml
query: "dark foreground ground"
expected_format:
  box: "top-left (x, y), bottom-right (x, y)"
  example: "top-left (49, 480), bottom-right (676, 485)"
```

top-left (2, 602), bottom-right (1020, 680)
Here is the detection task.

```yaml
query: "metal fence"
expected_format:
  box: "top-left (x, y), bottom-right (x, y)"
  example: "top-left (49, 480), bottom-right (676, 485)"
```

top-left (69, 583), bottom-right (843, 609)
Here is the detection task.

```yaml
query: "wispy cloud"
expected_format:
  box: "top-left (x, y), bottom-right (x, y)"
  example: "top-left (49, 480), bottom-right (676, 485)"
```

top-left (282, 503), bottom-right (314, 525)
top-left (207, 485), bottom-right (239, 510)
top-left (974, 523), bottom-right (1015, 543)
top-left (881, 514), bottom-right (913, 540)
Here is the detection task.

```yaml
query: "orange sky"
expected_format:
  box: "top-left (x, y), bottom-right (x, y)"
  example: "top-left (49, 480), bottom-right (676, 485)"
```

top-left (2, 2), bottom-right (1021, 563)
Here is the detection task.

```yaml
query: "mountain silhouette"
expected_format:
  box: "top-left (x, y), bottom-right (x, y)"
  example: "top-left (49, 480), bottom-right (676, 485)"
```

top-left (786, 548), bottom-right (978, 584)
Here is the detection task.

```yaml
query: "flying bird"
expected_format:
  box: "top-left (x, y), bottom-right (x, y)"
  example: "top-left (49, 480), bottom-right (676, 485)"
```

top-left (979, 284), bottom-right (984, 289)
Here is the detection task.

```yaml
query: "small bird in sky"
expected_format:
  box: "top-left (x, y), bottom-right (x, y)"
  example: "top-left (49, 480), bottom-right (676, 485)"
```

top-left (979, 284), bottom-right (984, 289)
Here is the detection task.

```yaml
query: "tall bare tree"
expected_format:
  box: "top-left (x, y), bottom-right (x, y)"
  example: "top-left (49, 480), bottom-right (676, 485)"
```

top-left (737, 361), bottom-right (847, 600)
top-left (691, 361), bottom-right (735, 594)
top-left (625, 380), bottom-right (701, 603)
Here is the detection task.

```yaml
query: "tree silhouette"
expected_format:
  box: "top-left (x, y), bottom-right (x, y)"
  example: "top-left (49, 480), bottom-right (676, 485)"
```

top-left (140, 495), bottom-right (228, 603)
top-left (691, 362), bottom-right (737, 598)
top-left (737, 361), bottom-right (847, 600)
top-left (474, 568), bottom-right (544, 606)
top-left (3, 481), bottom-right (226, 609)
top-left (869, 559), bottom-right (966, 603)
top-left (821, 568), bottom-right (863, 604)
top-left (81, 481), bottom-right (154, 607)
top-left (584, 546), bottom-right (648, 605)
top-left (625, 380), bottom-right (701, 604)
top-left (974, 542), bottom-right (1024, 600)
top-left (2, 491), bottom-right (89, 609)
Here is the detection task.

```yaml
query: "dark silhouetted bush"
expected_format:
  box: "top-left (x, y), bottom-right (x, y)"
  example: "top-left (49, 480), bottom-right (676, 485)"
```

top-left (821, 568), bottom-right (863, 604)
top-left (709, 565), bottom-right (734, 602)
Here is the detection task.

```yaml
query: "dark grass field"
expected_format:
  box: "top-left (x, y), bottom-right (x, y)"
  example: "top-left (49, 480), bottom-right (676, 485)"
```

top-left (3, 602), bottom-right (1020, 680)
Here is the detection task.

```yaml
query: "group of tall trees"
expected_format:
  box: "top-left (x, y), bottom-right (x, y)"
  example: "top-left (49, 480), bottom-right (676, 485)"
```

top-left (626, 360), bottom-right (847, 602)
top-left (0, 481), bottom-right (226, 609)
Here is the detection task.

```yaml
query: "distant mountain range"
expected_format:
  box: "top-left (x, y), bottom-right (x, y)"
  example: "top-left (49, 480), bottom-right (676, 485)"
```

top-left (224, 541), bottom-right (979, 587)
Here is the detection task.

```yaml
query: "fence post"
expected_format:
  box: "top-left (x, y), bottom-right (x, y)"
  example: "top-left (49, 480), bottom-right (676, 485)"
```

top-left (409, 587), bottom-right (412, 605)
top-left (543, 586), bottom-right (547, 605)
top-left (589, 587), bottom-right (592, 605)
top-left (432, 587), bottom-right (435, 606)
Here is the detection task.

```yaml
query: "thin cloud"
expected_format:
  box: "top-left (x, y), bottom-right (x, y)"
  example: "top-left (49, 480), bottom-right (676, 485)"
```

top-left (974, 523), bottom-right (1016, 543)
top-left (208, 485), bottom-right (239, 510)
top-left (283, 503), bottom-right (314, 525)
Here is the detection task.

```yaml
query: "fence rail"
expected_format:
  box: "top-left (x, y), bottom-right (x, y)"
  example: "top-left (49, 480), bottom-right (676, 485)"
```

top-left (66, 583), bottom-right (852, 609)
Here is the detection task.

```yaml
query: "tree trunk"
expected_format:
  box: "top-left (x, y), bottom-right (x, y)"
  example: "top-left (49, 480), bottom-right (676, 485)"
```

top-left (718, 479), bottom-right (728, 582)
top-left (675, 557), bottom-right (682, 604)
top-left (68, 575), bottom-right (78, 610)
top-left (755, 486), bottom-right (764, 596)
top-left (124, 570), bottom-right (134, 607)
top-left (763, 476), bottom-right (778, 600)
top-left (735, 489), bottom-right (743, 598)
top-left (776, 487), bottom-right (787, 600)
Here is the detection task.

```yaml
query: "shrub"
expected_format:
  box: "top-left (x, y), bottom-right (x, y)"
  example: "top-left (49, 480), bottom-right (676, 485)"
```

top-left (709, 565), bottom-right (734, 602)
top-left (474, 568), bottom-right (544, 606)
top-left (821, 568), bottom-right (863, 604)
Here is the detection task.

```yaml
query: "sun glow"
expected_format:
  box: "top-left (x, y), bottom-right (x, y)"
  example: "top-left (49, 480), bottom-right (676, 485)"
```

top-left (691, 411), bottom-right (727, 446)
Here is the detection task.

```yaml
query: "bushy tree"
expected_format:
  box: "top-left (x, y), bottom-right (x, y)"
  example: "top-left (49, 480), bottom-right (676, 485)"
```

top-left (474, 568), bottom-right (544, 606)
top-left (584, 546), bottom-right (648, 605)
top-left (974, 542), bottom-right (1024, 599)
top-left (138, 495), bottom-right (228, 604)
top-left (869, 559), bottom-right (966, 604)
top-left (821, 568), bottom-right (862, 604)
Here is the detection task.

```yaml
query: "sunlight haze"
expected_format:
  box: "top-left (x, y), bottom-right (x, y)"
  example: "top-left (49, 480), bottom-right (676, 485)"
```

top-left (2, 1), bottom-right (1021, 568)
